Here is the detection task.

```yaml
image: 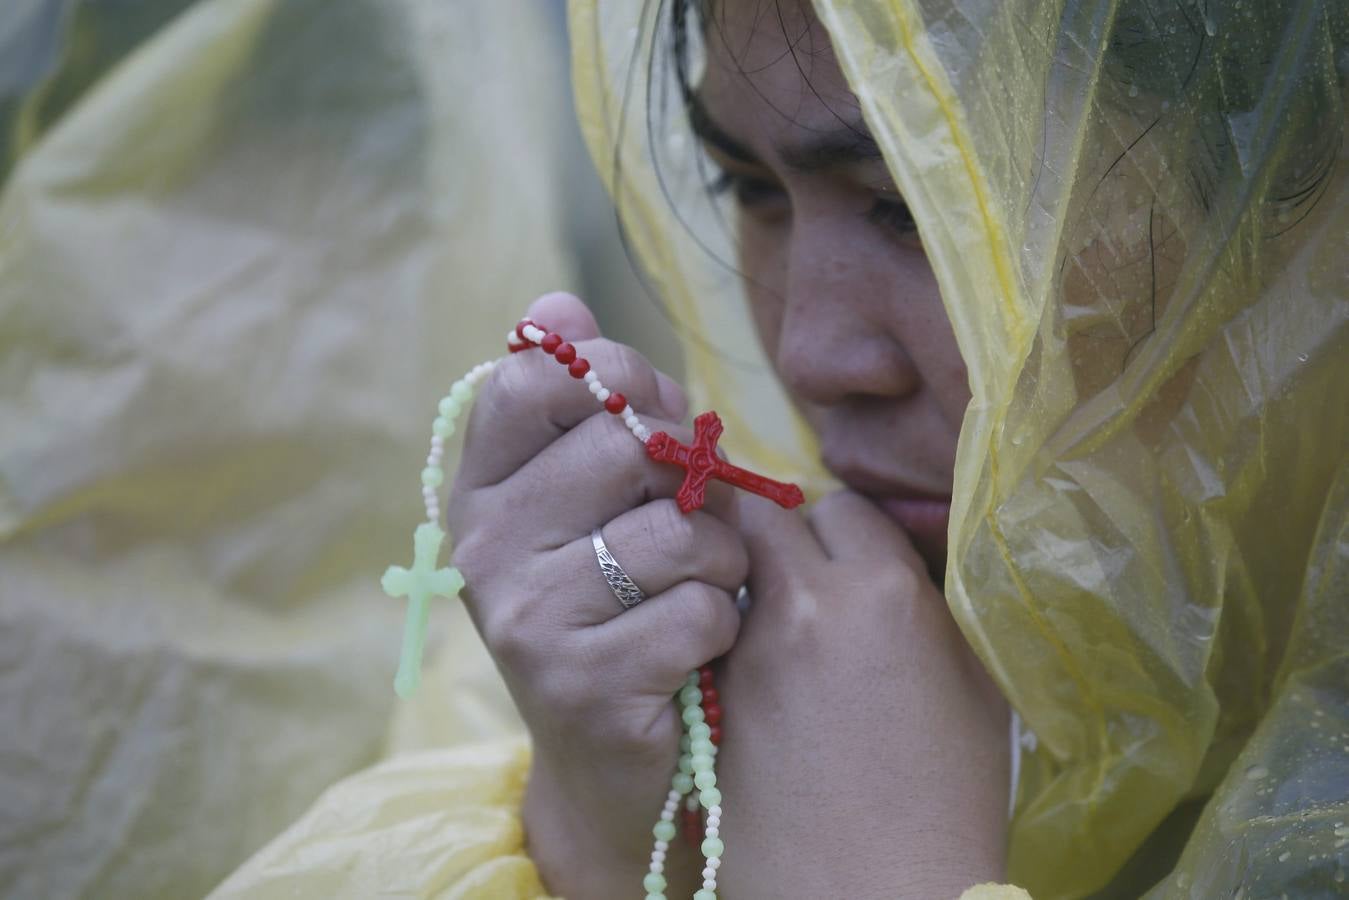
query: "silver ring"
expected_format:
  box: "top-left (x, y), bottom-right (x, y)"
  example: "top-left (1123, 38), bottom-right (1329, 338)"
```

top-left (591, 527), bottom-right (647, 610)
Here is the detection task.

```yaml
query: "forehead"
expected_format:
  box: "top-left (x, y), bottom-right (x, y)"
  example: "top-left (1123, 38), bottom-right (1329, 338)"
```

top-left (697, 1), bottom-right (860, 138)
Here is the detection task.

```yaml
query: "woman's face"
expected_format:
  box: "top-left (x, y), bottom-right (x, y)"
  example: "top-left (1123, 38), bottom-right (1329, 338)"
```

top-left (693, 2), bottom-right (968, 570)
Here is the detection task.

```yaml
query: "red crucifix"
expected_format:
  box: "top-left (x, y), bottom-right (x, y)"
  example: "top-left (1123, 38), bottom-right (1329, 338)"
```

top-left (646, 411), bottom-right (805, 514)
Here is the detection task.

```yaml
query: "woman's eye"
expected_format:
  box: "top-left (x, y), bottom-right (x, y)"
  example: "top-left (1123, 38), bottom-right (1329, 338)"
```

top-left (711, 171), bottom-right (787, 209)
top-left (866, 196), bottom-right (919, 236)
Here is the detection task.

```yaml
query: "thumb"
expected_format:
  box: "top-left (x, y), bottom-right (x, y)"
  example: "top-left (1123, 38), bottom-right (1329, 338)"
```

top-left (525, 291), bottom-right (602, 342)
top-left (735, 492), bottom-right (821, 568)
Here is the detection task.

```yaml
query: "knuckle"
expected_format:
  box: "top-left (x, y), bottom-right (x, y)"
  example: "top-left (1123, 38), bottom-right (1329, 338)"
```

top-left (675, 581), bottom-right (737, 651)
top-left (646, 500), bottom-right (699, 569)
top-left (595, 339), bottom-right (658, 405)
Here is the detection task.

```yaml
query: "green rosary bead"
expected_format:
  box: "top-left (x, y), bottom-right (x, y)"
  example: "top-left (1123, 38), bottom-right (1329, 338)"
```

top-left (672, 772), bottom-right (694, 795)
top-left (653, 819), bottom-right (677, 842)
top-left (450, 380), bottom-right (472, 403)
top-left (698, 786), bottom-right (722, 808)
top-left (688, 722), bottom-right (711, 741)
top-left (694, 890), bottom-right (717, 900)
top-left (681, 705), bottom-right (705, 726)
top-left (680, 734), bottom-right (691, 753)
top-left (437, 396), bottom-right (462, 419)
top-left (690, 737), bottom-right (714, 757)
top-left (701, 836), bottom-right (725, 859)
top-left (646, 894), bottom-right (666, 900)
top-left (432, 416), bottom-right (454, 438)
top-left (679, 684), bottom-right (703, 706)
top-left (420, 466), bottom-right (443, 487)
top-left (678, 754), bottom-right (694, 775)
top-left (643, 872), bottom-right (667, 893)
top-left (690, 753), bottom-right (714, 773)
top-left (694, 769), bottom-right (717, 791)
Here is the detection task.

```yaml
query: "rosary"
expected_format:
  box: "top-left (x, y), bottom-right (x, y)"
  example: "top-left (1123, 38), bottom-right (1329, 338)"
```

top-left (382, 316), bottom-right (804, 898)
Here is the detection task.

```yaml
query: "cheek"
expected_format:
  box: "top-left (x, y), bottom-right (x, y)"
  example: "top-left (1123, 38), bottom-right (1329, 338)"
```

top-left (735, 218), bottom-right (789, 369)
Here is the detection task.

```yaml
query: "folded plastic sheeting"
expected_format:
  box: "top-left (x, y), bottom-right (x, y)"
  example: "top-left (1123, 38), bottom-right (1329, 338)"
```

top-left (0, 0), bottom-right (568, 895)
top-left (571, 0), bottom-right (1349, 896)
top-left (209, 741), bottom-right (551, 900)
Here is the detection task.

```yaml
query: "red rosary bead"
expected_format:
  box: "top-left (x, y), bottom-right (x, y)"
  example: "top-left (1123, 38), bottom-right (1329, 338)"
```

top-left (604, 392), bottom-right (627, 414)
top-left (698, 667), bottom-right (715, 689)
top-left (701, 686), bottom-right (718, 706)
top-left (709, 724), bottom-right (722, 746)
top-left (554, 342), bottom-right (577, 365)
top-left (703, 703), bottom-right (722, 726)
top-left (541, 333), bottom-right (562, 354)
top-left (568, 358), bottom-right (591, 379)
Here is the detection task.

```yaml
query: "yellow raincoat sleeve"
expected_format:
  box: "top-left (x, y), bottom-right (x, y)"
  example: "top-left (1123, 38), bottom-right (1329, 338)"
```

top-left (209, 741), bottom-right (556, 900)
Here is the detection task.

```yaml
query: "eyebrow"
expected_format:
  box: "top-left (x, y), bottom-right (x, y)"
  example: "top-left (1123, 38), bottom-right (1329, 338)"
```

top-left (689, 93), bottom-right (885, 172)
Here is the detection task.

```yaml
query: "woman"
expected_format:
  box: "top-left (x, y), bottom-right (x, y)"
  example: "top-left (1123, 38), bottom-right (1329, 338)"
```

top-left (217, 0), bottom-right (1348, 897)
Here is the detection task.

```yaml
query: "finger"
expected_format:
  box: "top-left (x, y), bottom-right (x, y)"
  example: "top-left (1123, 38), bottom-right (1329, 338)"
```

top-left (459, 335), bottom-right (686, 489)
top-left (546, 502), bottom-right (749, 625)
top-left (523, 292), bottom-right (688, 419)
top-left (589, 580), bottom-right (740, 697)
top-left (525, 291), bottom-right (601, 342)
top-left (735, 492), bottom-right (821, 565)
top-left (484, 411), bottom-right (738, 547)
top-left (807, 489), bottom-right (926, 569)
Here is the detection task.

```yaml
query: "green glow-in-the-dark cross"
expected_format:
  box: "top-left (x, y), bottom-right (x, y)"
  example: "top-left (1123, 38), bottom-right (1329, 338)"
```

top-left (381, 522), bottom-right (463, 698)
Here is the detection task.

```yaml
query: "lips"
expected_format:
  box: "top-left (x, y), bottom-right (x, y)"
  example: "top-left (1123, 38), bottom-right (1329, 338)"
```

top-left (873, 495), bottom-right (951, 546)
top-left (823, 459), bottom-right (952, 556)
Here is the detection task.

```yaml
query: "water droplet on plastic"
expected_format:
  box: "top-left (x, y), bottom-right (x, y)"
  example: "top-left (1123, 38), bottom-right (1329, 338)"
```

top-left (1245, 764), bottom-right (1269, 780)
top-left (1278, 850), bottom-right (1292, 862)
top-left (1298, 353), bottom-right (1309, 362)
top-left (1204, 15), bottom-right (1217, 36)
top-left (1128, 84), bottom-right (1140, 98)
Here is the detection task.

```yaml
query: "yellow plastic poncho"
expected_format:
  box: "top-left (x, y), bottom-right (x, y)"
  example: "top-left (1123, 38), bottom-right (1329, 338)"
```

top-left (1, 0), bottom-right (564, 895)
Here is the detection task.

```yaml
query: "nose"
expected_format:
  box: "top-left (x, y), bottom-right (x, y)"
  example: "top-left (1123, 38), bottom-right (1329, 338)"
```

top-left (774, 226), bottom-right (921, 406)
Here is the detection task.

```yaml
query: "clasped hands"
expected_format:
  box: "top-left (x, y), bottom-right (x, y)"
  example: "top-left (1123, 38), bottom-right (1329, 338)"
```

top-left (447, 293), bottom-right (1009, 899)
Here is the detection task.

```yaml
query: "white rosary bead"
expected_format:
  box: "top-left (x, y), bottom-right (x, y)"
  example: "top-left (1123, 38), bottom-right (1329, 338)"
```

top-left (654, 840), bottom-right (670, 853)
top-left (707, 857), bottom-right (721, 870)
top-left (707, 805), bottom-right (722, 819)
top-left (597, 387), bottom-right (611, 402)
top-left (588, 380), bottom-right (603, 395)
top-left (703, 869), bottom-right (717, 884)
top-left (649, 860), bottom-right (664, 875)
top-left (584, 370), bottom-right (598, 384)
top-left (651, 849), bottom-right (666, 864)
top-left (706, 815), bottom-right (720, 828)
top-left (625, 414), bottom-right (639, 429)
top-left (706, 826), bottom-right (719, 839)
